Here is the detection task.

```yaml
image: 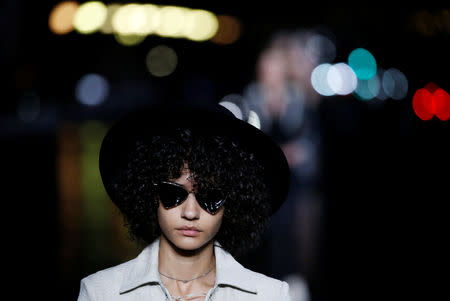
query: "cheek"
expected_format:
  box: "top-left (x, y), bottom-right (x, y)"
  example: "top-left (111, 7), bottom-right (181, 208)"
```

top-left (157, 207), bottom-right (174, 232)
top-left (210, 210), bottom-right (225, 234)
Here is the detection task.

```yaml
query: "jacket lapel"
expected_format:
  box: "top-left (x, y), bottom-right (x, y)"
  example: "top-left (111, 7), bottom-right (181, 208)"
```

top-left (119, 237), bottom-right (162, 294)
top-left (213, 241), bottom-right (258, 294)
top-left (119, 237), bottom-right (258, 295)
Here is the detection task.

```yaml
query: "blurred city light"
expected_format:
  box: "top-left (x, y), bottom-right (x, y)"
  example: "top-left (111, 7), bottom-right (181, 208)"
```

top-left (413, 88), bottom-right (434, 120)
top-left (248, 110), bottom-right (261, 129)
top-left (146, 45), bottom-right (178, 77)
top-left (348, 48), bottom-right (377, 80)
top-left (412, 84), bottom-right (450, 121)
top-left (114, 33), bottom-right (146, 46)
top-left (73, 1), bottom-right (108, 34)
top-left (375, 69), bottom-right (389, 101)
top-left (382, 68), bottom-right (408, 100)
top-left (112, 3), bottom-right (160, 35)
top-left (409, 9), bottom-right (450, 36)
top-left (433, 88), bottom-right (450, 121)
top-left (311, 63), bottom-right (334, 96)
top-left (99, 3), bottom-right (121, 34)
top-left (49, 1), bottom-right (79, 35)
top-left (354, 76), bottom-right (380, 101)
top-left (50, 2), bottom-right (231, 44)
top-left (80, 121), bottom-right (112, 264)
top-left (211, 15), bottom-right (242, 45)
top-left (183, 9), bottom-right (219, 41)
top-left (327, 63), bottom-right (357, 95)
top-left (306, 33), bottom-right (336, 63)
top-left (219, 100), bottom-right (243, 120)
top-left (154, 6), bottom-right (189, 38)
top-left (75, 73), bottom-right (110, 106)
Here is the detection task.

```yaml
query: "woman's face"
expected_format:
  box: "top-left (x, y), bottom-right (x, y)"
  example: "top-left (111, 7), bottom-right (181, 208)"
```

top-left (157, 168), bottom-right (225, 252)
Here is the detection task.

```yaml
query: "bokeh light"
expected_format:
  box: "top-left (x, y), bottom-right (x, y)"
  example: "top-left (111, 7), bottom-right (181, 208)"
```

top-left (114, 33), bottom-right (146, 46)
top-left (382, 68), bottom-right (408, 100)
top-left (73, 1), bottom-right (108, 34)
top-left (433, 88), bottom-right (450, 121)
top-left (99, 3), bottom-right (121, 34)
top-left (51, 2), bottom-right (225, 43)
top-left (112, 3), bottom-right (160, 35)
top-left (327, 63), bottom-right (357, 95)
top-left (306, 33), bottom-right (336, 63)
top-left (311, 63), bottom-right (334, 96)
top-left (146, 45), bottom-right (178, 77)
top-left (211, 15), bottom-right (242, 45)
top-left (354, 76), bottom-right (380, 101)
top-left (154, 6), bottom-right (188, 38)
top-left (348, 48), bottom-right (377, 80)
top-left (183, 9), bottom-right (219, 41)
top-left (219, 100), bottom-right (243, 120)
top-left (412, 88), bottom-right (434, 120)
top-left (49, 1), bottom-right (79, 35)
top-left (75, 73), bottom-right (110, 106)
top-left (412, 83), bottom-right (450, 121)
top-left (247, 110), bottom-right (261, 129)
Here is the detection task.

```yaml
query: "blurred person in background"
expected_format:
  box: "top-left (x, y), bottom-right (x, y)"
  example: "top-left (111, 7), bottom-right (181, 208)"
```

top-left (242, 28), bottom-right (330, 300)
top-left (77, 103), bottom-right (292, 300)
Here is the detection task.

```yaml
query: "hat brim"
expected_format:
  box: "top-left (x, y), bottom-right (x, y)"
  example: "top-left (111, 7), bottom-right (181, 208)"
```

top-left (99, 103), bottom-right (290, 215)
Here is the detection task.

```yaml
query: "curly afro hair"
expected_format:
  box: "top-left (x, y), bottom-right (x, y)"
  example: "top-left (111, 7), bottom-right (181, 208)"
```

top-left (111, 127), bottom-right (272, 259)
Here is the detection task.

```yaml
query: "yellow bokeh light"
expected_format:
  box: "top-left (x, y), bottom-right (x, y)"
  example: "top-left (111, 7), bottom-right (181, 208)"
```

top-left (100, 4), bottom-right (121, 34)
top-left (73, 1), bottom-right (107, 34)
top-left (52, 2), bottom-right (235, 43)
top-left (146, 45), bottom-right (178, 77)
top-left (49, 1), bottom-right (79, 35)
top-left (183, 9), bottom-right (218, 41)
top-left (154, 6), bottom-right (189, 37)
top-left (114, 33), bottom-right (147, 46)
top-left (112, 3), bottom-right (161, 35)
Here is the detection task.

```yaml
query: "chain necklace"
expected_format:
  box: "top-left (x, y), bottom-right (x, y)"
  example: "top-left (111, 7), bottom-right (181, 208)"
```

top-left (171, 292), bottom-right (207, 301)
top-left (159, 266), bottom-right (215, 283)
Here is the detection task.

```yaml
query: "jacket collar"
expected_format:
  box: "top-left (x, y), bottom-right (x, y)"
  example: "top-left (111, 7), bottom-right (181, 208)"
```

top-left (119, 236), bottom-right (258, 294)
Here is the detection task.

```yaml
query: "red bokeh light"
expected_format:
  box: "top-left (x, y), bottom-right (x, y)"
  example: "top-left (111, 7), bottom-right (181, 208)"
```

top-left (433, 88), bottom-right (450, 121)
top-left (412, 84), bottom-right (450, 121)
top-left (412, 88), bottom-right (434, 120)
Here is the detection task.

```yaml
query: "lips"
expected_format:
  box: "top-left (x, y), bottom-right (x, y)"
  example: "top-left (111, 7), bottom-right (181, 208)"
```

top-left (178, 226), bottom-right (201, 237)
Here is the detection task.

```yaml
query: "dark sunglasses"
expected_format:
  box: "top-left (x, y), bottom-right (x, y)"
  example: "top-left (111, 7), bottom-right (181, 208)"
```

top-left (155, 181), bottom-right (226, 214)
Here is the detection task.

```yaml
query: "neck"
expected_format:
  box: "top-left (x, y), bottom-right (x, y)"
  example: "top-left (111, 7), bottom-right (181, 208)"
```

top-left (158, 235), bottom-right (216, 281)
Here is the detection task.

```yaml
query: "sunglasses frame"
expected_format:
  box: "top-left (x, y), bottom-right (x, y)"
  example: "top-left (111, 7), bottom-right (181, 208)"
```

top-left (154, 181), bottom-right (226, 214)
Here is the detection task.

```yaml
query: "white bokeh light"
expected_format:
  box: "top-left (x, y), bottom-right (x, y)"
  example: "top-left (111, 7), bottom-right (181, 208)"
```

top-left (247, 110), bottom-right (261, 129)
top-left (327, 63), bottom-right (357, 95)
top-left (219, 100), bottom-right (243, 120)
top-left (311, 63), bottom-right (334, 96)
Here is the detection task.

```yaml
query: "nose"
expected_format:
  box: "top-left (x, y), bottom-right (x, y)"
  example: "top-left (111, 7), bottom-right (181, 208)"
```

top-left (181, 192), bottom-right (200, 220)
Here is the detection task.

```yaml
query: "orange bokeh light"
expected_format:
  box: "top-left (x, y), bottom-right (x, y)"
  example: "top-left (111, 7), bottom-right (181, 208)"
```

top-left (211, 15), bottom-right (242, 45)
top-left (49, 1), bottom-right (79, 35)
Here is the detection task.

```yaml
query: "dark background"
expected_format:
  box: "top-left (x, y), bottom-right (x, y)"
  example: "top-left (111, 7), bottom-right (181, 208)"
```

top-left (1, 1), bottom-right (448, 300)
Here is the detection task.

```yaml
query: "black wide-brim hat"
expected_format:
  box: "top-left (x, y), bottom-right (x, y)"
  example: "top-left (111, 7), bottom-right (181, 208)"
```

top-left (99, 102), bottom-right (290, 216)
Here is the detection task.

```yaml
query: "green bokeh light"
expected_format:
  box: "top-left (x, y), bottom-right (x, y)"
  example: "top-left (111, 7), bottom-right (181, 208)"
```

top-left (348, 48), bottom-right (377, 80)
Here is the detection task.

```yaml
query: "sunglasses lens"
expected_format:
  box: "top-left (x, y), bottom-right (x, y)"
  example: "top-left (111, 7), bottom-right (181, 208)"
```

top-left (157, 182), bottom-right (188, 208)
top-left (197, 190), bottom-right (226, 214)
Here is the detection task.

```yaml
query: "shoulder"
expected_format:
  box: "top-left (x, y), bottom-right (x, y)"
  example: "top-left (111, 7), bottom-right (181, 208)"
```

top-left (244, 268), bottom-right (290, 298)
top-left (213, 242), bottom-right (290, 300)
top-left (82, 259), bottom-right (132, 283)
top-left (79, 259), bottom-right (135, 299)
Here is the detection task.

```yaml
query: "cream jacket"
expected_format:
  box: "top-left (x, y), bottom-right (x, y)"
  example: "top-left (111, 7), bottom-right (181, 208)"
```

top-left (78, 237), bottom-right (290, 300)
